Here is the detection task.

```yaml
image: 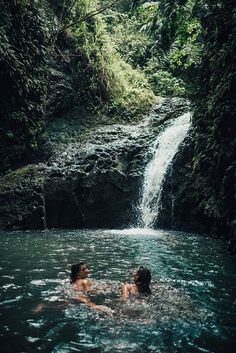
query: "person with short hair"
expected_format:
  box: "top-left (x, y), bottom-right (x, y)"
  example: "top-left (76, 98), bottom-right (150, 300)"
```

top-left (70, 262), bottom-right (91, 290)
top-left (71, 261), bottom-right (113, 314)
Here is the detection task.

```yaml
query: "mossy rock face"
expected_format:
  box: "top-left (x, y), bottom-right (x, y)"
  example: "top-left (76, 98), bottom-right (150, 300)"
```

top-left (0, 1), bottom-right (49, 173)
top-left (0, 166), bottom-right (44, 193)
top-left (0, 166), bottom-right (46, 230)
top-left (188, 0), bottom-right (236, 253)
top-left (0, 98), bottom-right (190, 230)
top-left (157, 133), bottom-right (205, 232)
top-left (157, 134), bottom-right (236, 254)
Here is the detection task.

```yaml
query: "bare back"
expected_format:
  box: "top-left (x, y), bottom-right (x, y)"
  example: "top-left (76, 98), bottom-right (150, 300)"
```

top-left (120, 283), bottom-right (138, 301)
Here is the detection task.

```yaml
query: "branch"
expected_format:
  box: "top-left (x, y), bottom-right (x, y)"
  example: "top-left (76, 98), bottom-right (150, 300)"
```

top-left (67, 0), bottom-right (78, 16)
top-left (49, 0), bottom-right (119, 42)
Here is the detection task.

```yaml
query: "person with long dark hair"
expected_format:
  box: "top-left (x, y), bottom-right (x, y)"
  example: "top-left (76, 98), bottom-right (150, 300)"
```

top-left (120, 266), bottom-right (151, 301)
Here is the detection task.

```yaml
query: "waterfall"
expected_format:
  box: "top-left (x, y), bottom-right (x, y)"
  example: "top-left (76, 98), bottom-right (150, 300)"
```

top-left (139, 112), bottom-right (191, 228)
top-left (42, 184), bottom-right (47, 230)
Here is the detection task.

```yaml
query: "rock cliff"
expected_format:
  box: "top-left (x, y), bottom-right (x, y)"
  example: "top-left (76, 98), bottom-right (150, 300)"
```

top-left (0, 98), bottom-right (189, 230)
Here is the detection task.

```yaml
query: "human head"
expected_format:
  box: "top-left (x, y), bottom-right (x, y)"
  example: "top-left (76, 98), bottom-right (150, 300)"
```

top-left (134, 266), bottom-right (151, 295)
top-left (70, 262), bottom-right (88, 283)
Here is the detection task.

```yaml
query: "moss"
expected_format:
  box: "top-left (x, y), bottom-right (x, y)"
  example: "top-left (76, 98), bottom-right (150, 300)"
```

top-left (0, 165), bottom-right (44, 193)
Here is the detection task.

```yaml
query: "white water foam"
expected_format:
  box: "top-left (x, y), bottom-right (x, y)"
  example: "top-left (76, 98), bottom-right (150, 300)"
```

top-left (108, 228), bottom-right (162, 237)
top-left (140, 112), bottom-right (191, 228)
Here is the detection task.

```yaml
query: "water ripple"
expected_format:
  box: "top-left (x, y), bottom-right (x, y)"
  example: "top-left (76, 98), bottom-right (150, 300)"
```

top-left (0, 229), bottom-right (235, 353)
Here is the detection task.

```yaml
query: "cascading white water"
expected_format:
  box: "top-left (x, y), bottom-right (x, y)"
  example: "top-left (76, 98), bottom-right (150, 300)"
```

top-left (140, 112), bottom-right (191, 228)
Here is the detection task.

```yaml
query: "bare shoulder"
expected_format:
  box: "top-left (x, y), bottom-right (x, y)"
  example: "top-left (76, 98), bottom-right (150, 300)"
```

top-left (74, 279), bottom-right (92, 291)
top-left (122, 283), bottom-right (132, 290)
top-left (82, 279), bottom-right (92, 290)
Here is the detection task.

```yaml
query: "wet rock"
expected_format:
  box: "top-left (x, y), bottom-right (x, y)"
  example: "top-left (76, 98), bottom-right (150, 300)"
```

top-left (46, 67), bottom-right (76, 119)
top-left (0, 98), bottom-right (191, 230)
top-left (157, 133), bottom-right (236, 253)
top-left (0, 166), bottom-right (46, 230)
top-left (157, 133), bottom-right (202, 232)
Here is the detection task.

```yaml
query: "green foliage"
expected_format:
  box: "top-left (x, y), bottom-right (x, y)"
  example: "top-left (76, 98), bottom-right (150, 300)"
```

top-left (61, 1), bottom-right (154, 116)
top-left (0, 0), bottom-right (204, 175)
top-left (169, 18), bottom-right (202, 70)
top-left (193, 0), bottom-right (236, 172)
top-left (0, 0), bottom-right (50, 172)
top-left (110, 0), bottom-right (202, 97)
top-left (191, 0), bottom-right (236, 232)
top-left (110, 2), bottom-right (158, 69)
top-left (0, 0), bottom-right (156, 175)
top-left (147, 70), bottom-right (187, 97)
top-left (151, 0), bottom-right (202, 91)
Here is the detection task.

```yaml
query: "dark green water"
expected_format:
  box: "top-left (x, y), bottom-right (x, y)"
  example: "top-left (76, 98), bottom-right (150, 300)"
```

top-left (0, 228), bottom-right (235, 353)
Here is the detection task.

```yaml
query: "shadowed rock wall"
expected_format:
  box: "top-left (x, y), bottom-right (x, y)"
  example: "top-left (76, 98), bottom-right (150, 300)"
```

top-left (157, 132), bottom-right (236, 254)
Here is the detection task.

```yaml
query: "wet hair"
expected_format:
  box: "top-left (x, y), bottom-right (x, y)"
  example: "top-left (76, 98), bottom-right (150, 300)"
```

top-left (135, 266), bottom-right (151, 295)
top-left (70, 262), bottom-right (85, 283)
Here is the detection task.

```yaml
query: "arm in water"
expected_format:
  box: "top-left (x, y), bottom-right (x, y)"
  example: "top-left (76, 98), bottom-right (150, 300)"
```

top-left (74, 293), bottom-right (113, 314)
top-left (33, 294), bottom-right (113, 315)
top-left (33, 262), bottom-right (113, 315)
top-left (71, 262), bottom-right (113, 314)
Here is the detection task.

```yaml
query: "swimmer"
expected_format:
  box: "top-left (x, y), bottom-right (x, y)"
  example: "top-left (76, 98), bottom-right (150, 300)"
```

top-left (71, 262), bottom-right (91, 291)
top-left (33, 262), bottom-right (112, 315)
top-left (71, 262), bottom-right (113, 314)
top-left (120, 266), bottom-right (151, 302)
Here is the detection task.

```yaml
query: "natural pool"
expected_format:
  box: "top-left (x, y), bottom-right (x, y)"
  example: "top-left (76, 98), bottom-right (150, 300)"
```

top-left (0, 228), bottom-right (235, 353)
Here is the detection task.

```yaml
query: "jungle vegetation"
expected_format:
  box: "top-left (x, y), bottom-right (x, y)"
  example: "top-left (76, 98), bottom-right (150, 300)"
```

top-left (0, 0), bottom-right (235, 179)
